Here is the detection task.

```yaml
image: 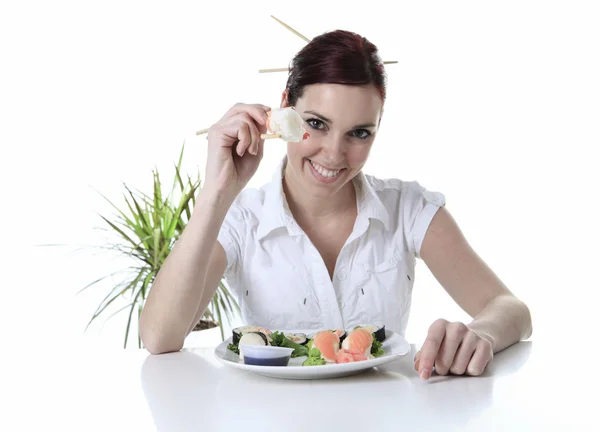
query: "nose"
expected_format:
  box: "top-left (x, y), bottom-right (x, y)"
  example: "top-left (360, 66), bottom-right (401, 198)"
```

top-left (320, 134), bottom-right (346, 166)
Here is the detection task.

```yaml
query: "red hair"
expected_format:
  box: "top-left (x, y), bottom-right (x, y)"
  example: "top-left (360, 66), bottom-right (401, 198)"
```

top-left (285, 30), bottom-right (387, 107)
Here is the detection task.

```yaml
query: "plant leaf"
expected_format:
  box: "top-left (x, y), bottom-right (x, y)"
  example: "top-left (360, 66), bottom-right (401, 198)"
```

top-left (123, 271), bottom-right (151, 348)
top-left (214, 294), bottom-right (225, 341)
top-left (85, 270), bottom-right (147, 331)
top-left (83, 143), bottom-right (240, 348)
top-left (76, 269), bottom-right (128, 295)
top-left (123, 281), bottom-right (146, 349)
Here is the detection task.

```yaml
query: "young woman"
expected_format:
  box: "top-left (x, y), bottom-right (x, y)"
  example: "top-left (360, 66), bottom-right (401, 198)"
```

top-left (140, 30), bottom-right (532, 379)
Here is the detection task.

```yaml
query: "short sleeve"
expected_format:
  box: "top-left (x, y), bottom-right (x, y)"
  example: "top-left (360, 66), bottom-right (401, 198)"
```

top-left (216, 203), bottom-right (246, 278)
top-left (402, 181), bottom-right (446, 259)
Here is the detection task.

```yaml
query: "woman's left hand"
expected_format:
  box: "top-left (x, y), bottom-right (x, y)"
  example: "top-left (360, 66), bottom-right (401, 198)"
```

top-left (414, 319), bottom-right (494, 379)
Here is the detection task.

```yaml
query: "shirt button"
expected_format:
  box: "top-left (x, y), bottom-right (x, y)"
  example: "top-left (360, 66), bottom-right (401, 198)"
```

top-left (337, 271), bottom-right (347, 280)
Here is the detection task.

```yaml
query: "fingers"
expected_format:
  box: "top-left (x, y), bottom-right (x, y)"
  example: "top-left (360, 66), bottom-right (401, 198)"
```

top-left (417, 320), bottom-right (494, 380)
top-left (247, 121), bottom-right (260, 156)
top-left (413, 350), bottom-right (421, 372)
top-left (236, 123), bottom-right (251, 157)
top-left (466, 339), bottom-right (493, 376)
top-left (217, 113), bottom-right (262, 157)
top-left (245, 116), bottom-right (267, 156)
top-left (449, 330), bottom-right (478, 375)
top-left (434, 322), bottom-right (468, 376)
top-left (221, 102), bottom-right (270, 127)
top-left (417, 319), bottom-right (447, 380)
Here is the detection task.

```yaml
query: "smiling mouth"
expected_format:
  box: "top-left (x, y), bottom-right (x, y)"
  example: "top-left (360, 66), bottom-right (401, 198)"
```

top-left (308, 159), bottom-right (345, 180)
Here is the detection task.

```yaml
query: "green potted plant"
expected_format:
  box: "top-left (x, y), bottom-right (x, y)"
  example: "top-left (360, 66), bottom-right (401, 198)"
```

top-left (80, 144), bottom-right (239, 348)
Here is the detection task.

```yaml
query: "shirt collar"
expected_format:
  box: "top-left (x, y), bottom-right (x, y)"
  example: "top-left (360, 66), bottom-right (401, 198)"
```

top-left (256, 157), bottom-right (391, 241)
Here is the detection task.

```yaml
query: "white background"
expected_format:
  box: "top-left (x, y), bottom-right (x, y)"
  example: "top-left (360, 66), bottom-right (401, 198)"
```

top-left (1, 1), bottom-right (598, 356)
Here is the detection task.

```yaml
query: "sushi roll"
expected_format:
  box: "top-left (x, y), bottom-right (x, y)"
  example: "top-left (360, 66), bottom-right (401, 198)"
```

top-left (238, 332), bottom-right (269, 361)
top-left (239, 332), bottom-right (269, 346)
top-left (354, 324), bottom-right (386, 342)
top-left (311, 330), bottom-right (340, 363)
top-left (342, 328), bottom-right (374, 357)
top-left (284, 332), bottom-right (308, 345)
top-left (232, 325), bottom-right (272, 345)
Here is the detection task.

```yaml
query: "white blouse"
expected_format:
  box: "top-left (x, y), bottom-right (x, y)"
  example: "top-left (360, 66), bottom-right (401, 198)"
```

top-left (217, 157), bottom-right (445, 337)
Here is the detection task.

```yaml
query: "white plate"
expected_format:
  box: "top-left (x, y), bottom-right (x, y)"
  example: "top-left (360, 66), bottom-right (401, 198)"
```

top-left (214, 329), bottom-right (411, 380)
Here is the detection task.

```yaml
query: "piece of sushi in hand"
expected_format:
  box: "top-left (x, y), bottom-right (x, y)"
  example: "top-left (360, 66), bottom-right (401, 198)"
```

top-left (265, 107), bottom-right (310, 142)
top-left (342, 328), bottom-right (374, 357)
top-left (232, 325), bottom-right (272, 345)
top-left (311, 330), bottom-right (340, 363)
top-left (238, 332), bottom-right (269, 361)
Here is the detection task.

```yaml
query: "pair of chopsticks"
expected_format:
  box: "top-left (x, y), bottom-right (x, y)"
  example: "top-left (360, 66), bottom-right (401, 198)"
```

top-left (196, 129), bottom-right (279, 139)
top-left (196, 15), bottom-right (397, 136)
top-left (195, 128), bottom-right (280, 140)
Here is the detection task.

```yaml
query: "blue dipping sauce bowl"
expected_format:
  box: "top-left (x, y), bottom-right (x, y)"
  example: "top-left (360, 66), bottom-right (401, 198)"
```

top-left (240, 345), bottom-right (294, 366)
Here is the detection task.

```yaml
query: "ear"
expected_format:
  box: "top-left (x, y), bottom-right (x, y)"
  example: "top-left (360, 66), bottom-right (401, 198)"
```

top-left (280, 89), bottom-right (290, 108)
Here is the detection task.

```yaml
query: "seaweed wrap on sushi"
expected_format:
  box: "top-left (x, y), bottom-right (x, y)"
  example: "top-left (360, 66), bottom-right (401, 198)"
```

top-left (283, 332), bottom-right (308, 345)
top-left (330, 329), bottom-right (347, 344)
top-left (353, 324), bottom-right (386, 342)
top-left (232, 325), bottom-right (272, 345)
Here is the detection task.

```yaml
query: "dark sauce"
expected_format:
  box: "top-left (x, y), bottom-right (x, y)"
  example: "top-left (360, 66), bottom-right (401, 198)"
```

top-left (243, 356), bottom-right (289, 366)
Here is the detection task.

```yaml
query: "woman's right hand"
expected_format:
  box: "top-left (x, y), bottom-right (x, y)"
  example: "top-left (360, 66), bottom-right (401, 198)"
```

top-left (204, 103), bottom-right (271, 199)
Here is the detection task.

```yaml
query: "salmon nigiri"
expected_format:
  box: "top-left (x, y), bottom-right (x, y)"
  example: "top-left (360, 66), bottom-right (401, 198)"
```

top-left (341, 328), bottom-right (373, 357)
top-left (312, 330), bottom-right (340, 363)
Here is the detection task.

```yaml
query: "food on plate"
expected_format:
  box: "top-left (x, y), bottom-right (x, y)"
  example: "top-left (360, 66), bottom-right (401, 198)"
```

top-left (354, 324), bottom-right (386, 343)
top-left (284, 332), bottom-right (308, 345)
top-left (237, 332), bottom-right (270, 360)
top-left (232, 325), bottom-right (272, 345)
top-left (302, 356), bottom-right (327, 366)
top-left (270, 331), bottom-right (308, 357)
top-left (341, 328), bottom-right (374, 357)
top-left (330, 329), bottom-right (347, 343)
top-left (265, 107), bottom-right (310, 142)
top-left (239, 332), bottom-right (269, 346)
top-left (240, 345), bottom-right (294, 367)
top-left (310, 330), bottom-right (341, 363)
top-left (226, 324), bottom-right (387, 366)
top-left (336, 349), bottom-right (368, 363)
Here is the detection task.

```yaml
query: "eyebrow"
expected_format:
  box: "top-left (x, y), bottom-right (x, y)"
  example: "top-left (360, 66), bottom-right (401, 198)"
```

top-left (303, 110), bottom-right (376, 129)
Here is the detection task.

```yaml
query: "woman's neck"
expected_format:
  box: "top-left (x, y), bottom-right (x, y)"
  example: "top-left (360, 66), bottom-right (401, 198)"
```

top-left (282, 163), bottom-right (357, 224)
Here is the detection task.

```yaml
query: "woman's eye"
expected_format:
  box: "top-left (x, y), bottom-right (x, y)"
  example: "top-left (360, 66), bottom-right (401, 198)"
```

top-left (352, 129), bottom-right (372, 140)
top-left (306, 119), bottom-right (325, 130)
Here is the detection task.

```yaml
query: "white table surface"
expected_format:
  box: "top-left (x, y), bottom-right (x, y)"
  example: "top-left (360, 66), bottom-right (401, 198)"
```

top-left (6, 340), bottom-right (597, 431)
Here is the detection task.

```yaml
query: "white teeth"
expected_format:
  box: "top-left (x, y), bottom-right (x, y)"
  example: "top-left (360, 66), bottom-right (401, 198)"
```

top-left (310, 160), bottom-right (341, 179)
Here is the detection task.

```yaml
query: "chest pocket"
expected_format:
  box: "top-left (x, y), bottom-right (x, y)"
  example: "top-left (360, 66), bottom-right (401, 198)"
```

top-left (346, 250), bottom-right (413, 327)
top-left (240, 254), bottom-right (323, 330)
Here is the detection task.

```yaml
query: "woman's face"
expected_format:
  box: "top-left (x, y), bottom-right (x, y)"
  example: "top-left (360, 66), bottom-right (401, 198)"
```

top-left (282, 83), bottom-right (383, 199)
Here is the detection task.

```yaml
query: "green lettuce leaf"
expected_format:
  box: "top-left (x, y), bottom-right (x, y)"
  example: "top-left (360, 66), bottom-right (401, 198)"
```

top-left (302, 356), bottom-right (326, 366)
top-left (371, 339), bottom-right (384, 357)
top-left (270, 331), bottom-right (308, 358)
